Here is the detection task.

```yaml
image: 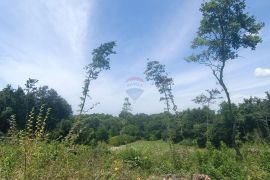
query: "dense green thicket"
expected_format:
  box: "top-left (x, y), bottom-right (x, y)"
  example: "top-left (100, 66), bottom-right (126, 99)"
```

top-left (0, 81), bottom-right (72, 134)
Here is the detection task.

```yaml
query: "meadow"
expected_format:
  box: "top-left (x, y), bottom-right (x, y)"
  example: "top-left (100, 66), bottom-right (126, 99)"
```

top-left (1, 0), bottom-right (269, 179)
top-left (1, 139), bottom-right (270, 180)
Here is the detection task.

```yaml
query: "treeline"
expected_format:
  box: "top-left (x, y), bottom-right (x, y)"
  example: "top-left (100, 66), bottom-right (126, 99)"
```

top-left (0, 79), bottom-right (72, 135)
top-left (52, 92), bottom-right (270, 148)
top-left (1, 81), bottom-right (269, 148)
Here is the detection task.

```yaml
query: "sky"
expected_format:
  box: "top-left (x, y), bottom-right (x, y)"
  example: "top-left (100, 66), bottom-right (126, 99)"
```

top-left (0, 0), bottom-right (269, 115)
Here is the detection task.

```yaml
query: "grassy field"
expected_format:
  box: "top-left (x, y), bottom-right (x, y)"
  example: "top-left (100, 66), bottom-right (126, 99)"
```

top-left (1, 139), bottom-right (270, 179)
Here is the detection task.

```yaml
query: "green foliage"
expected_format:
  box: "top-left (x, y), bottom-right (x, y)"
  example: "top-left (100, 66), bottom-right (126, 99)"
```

top-left (0, 140), bottom-right (114, 179)
top-left (0, 82), bottom-right (72, 134)
top-left (119, 148), bottom-right (152, 169)
top-left (23, 105), bottom-right (52, 139)
top-left (193, 89), bottom-right (222, 106)
top-left (96, 125), bottom-right (109, 142)
top-left (7, 115), bottom-right (17, 137)
top-left (187, 0), bottom-right (264, 63)
top-left (79, 41), bottom-right (116, 115)
top-left (121, 124), bottom-right (140, 137)
top-left (187, 0), bottom-right (264, 159)
top-left (145, 60), bottom-right (177, 112)
top-left (58, 92), bottom-right (270, 148)
top-left (1, 139), bottom-right (270, 179)
top-left (260, 151), bottom-right (270, 173)
top-left (195, 143), bottom-right (241, 179)
top-left (121, 97), bottom-right (132, 114)
top-left (25, 78), bottom-right (38, 93)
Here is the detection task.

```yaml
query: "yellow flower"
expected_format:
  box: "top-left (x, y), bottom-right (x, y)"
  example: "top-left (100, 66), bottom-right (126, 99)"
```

top-left (114, 167), bottom-right (119, 171)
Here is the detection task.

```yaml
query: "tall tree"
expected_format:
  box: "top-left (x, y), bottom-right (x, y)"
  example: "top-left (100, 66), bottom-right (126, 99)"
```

top-left (66, 42), bottom-right (116, 144)
top-left (24, 78), bottom-right (39, 93)
top-left (144, 60), bottom-right (177, 113)
top-left (186, 0), bottom-right (264, 159)
top-left (79, 41), bottom-right (116, 115)
top-left (24, 78), bottom-right (39, 114)
top-left (144, 60), bottom-right (178, 166)
top-left (122, 97), bottom-right (132, 113)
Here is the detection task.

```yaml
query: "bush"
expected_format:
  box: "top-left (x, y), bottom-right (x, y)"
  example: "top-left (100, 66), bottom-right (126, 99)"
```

top-left (119, 148), bottom-right (152, 169)
top-left (109, 135), bottom-right (136, 146)
top-left (195, 143), bottom-right (243, 179)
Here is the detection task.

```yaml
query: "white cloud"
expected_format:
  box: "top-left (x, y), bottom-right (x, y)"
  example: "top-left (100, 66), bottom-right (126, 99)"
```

top-left (254, 67), bottom-right (270, 77)
top-left (1, 0), bottom-right (269, 115)
top-left (173, 67), bottom-right (210, 87)
top-left (0, 0), bottom-right (94, 112)
top-left (41, 0), bottom-right (92, 56)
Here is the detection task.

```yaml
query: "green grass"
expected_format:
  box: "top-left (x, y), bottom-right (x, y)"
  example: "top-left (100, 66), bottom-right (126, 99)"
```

top-left (1, 139), bottom-right (270, 179)
top-left (123, 140), bottom-right (199, 154)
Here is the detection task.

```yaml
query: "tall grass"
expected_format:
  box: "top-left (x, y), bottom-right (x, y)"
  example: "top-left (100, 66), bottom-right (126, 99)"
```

top-left (1, 139), bottom-right (270, 179)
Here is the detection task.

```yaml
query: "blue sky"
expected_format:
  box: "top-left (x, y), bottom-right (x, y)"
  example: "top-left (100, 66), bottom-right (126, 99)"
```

top-left (0, 0), bottom-right (269, 115)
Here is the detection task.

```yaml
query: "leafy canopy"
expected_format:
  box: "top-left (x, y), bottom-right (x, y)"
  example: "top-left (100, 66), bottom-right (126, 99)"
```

top-left (187, 0), bottom-right (264, 66)
top-left (144, 60), bottom-right (177, 112)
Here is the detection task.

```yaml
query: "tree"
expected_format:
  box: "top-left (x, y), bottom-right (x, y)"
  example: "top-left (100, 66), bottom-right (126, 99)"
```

top-left (144, 60), bottom-right (177, 112)
top-left (24, 78), bottom-right (39, 117)
top-left (96, 125), bottom-right (109, 142)
top-left (193, 89), bottom-right (222, 140)
top-left (144, 60), bottom-right (178, 166)
top-left (186, 0), bottom-right (264, 159)
top-left (36, 86), bottom-right (72, 130)
top-left (0, 85), bottom-right (19, 133)
top-left (0, 82), bottom-right (72, 134)
top-left (24, 78), bottom-right (38, 93)
top-left (121, 97), bottom-right (132, 113)
top-left (238, 93), bottom-right (270, 142)
top-left (193, 89), bottom-right (222, 107)
top-left (79, 41), bottom-right (116, 115)
top-left (66, 42), bottom-right (116, 144)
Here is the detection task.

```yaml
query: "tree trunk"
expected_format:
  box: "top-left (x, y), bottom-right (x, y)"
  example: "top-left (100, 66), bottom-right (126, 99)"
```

top-left (163, 89), bottom-right (170, 112)
top-left (206, 103), bottom-right (209, 142)
top-left (219, 80), bottom-right (243, 160)
top-left (79, 74), bottom-right (91, 115)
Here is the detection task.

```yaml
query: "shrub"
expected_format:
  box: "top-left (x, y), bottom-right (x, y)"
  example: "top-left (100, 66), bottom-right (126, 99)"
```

top-left (119, 148), bottom-right (152, 169)
top-left (195, 143), bottom-right (243, 179)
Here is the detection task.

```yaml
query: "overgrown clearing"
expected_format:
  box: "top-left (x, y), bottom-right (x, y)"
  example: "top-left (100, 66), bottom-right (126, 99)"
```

top-left (1, 139), bottom-right (270, 179)
top-left (0, 0), bottom-right (269, 179)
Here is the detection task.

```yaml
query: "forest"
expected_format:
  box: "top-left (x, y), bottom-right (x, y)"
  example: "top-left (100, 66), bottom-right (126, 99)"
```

top-left (1, 0), bottom-right (270, 179)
